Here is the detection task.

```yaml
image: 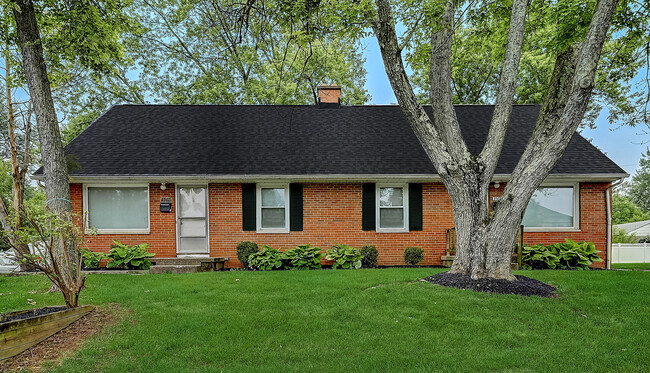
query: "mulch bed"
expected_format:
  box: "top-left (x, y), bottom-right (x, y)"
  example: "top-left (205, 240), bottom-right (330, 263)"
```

top-left (0, 307), bottom-right (68, 324)
top-left (424, 271), bottom-right (556, 298)
top-left (0, 304), bottom-right (124, 372)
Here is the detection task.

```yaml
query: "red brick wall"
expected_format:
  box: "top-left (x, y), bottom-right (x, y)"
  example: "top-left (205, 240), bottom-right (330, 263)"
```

top-left (72, 183), bottom-right (177, 257)
top-left (72, 181), bottom-right (610, 268)
top-left (490, 182), bottom-right (609, 268)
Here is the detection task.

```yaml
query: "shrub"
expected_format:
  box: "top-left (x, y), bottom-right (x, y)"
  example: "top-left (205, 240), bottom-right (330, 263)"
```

top-left (81, 250), bottom-right (104, 269)
top-left (522, 239), bottom-right (602, 270)
top-left (248, 245), bottom-right (284, 271)
top-left (612, 227), bottom-right (638, 243)
top-left (360, 245), bottom-right (379, 268)
top-left (283, 244), bottom-right (324, 270)
top-left (236, 241), bottom-right (259, 268)
top-left (325, 244), bottom-right (362, 269)
top-left (404, 247), bottom-right (424, 266)
top-left (106, 240), bottom-right (155, 270)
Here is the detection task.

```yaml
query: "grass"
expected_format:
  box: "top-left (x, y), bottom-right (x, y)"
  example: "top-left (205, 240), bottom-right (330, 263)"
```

top-left (611, 262), bottom-right (650, 270)
top-left (1, 269), bottom-right (648, 372)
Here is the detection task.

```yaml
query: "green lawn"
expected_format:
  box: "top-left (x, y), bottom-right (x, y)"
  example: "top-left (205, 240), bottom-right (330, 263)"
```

top-left (611, 262), bottom-right (650, 270)
top-left (1, 269), bottom-right (648, 372)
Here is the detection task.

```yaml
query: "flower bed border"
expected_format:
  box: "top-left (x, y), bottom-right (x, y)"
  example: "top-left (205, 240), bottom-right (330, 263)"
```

top-left (0, 305), bottom-right (94, 361)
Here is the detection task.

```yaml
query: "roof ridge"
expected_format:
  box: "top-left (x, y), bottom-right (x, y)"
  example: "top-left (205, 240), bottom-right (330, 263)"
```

top-left (114, 103), bottom-right (542, 108)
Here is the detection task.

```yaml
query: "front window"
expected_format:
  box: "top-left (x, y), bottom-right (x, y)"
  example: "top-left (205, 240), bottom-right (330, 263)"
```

top-left (376, 185), bottom-right (408, 232)
top-left (522, 186), bottom-right (578, 230)
top-left (257, 185), bottom-right (289, 233)
top-left (86, 186), bottom-right (149, 233)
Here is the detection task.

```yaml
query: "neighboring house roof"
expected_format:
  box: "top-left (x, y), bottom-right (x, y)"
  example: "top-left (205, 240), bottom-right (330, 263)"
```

top-left (615, 220), bottom-right (650, 236)
top-left (35, 104), bottom-right (627, 180)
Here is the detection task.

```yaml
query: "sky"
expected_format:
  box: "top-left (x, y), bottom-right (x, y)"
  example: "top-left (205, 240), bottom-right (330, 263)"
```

top-left (360, 36), bottom-right (647, 178)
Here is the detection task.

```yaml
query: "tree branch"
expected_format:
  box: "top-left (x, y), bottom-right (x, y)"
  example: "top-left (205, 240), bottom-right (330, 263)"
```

top-left (372, 0), bottom-right (455, 177)
top-left (477, 0), bottom-right (528, 179)
top-left (429, 0), bottom-right (470, 163)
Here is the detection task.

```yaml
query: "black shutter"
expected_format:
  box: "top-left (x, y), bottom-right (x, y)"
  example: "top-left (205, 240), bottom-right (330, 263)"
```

top-left (290, 183), bottom-right (303, 231)
top-left (409, 183), bottom-right (423, 231)
top-left (242, 183), bottom-right (256, 231)
top-left (362, 183), bottom-right (376, 231)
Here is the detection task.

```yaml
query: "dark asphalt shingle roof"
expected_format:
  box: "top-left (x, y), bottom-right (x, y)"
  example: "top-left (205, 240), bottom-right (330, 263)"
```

top-left (44, 104), bottom-right (626, 177)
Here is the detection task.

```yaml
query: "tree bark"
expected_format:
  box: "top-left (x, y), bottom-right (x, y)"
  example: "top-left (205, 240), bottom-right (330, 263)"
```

top-left (12, 1), bottom-right (72, 218)
top-left (13, 0), bottom-right (75, 283)
top-left (372, 0), bottom-right (618, 280)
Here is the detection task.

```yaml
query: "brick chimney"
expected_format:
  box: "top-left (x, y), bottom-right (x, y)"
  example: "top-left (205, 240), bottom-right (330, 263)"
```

top-left (317, 84), bottom-right (341, 104)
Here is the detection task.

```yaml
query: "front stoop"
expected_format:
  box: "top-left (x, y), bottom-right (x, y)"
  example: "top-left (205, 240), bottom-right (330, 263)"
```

top-left (149, 257), bottom-right (228, 274)
top-left (150, 265), bottom-right (200, 274)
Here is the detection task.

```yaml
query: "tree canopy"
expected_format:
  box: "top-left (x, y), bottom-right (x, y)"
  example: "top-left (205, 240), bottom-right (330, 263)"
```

top-left (628, 148), bottom-right (650, 212)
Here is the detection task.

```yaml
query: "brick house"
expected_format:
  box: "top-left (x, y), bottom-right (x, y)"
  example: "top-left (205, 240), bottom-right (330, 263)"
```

top-left (35, 86), bottom-right (627, 268)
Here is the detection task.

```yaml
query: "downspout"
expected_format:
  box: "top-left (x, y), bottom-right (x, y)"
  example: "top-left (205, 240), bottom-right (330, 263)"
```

top-left (606, 177), bottom-right (626, 270)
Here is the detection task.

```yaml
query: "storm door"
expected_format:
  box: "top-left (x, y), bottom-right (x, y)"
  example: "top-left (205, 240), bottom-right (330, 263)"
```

top-left (177, 186), bottom-right (209, 255)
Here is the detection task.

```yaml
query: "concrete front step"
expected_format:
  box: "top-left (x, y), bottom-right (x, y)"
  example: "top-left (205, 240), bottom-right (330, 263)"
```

top-left (150, 265), bottom-right (200, 274)
top-left (151, 257), bottom-right (228, 266)
top-left (150, 257), bottom-right (229, 273)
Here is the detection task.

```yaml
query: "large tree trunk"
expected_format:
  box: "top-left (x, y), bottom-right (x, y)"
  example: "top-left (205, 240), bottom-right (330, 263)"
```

top-left (12, 2), bottom-right (72, 218)
top-left (13, 1), bottom-right (75, 282)
top-left (372, 0), bottom-right (618, 280)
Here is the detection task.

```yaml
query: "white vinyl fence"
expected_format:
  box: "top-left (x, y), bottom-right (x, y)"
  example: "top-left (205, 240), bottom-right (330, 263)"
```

top-left (0, 249), bottom-right (19, 273)
top-left (612, 243), bottom-right (650, 263)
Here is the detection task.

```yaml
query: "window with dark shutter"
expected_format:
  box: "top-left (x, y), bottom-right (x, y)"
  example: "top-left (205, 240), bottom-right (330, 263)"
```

top-left (290, 183), bottom-right (303, 231)
top-left (362, 183), bottom-right (376, 231)
top-left (409, 183), bottom-right (423, 231)
top-left (242, 183), bottom-right (256, 231)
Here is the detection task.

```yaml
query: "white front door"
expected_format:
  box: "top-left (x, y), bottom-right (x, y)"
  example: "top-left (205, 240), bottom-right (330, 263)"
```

top-left (177, 186), bottom-right (209, 255)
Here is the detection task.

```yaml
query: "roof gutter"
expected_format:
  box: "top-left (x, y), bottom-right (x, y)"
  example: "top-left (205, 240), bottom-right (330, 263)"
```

top-left (32, 172), bottom-right (630, 183)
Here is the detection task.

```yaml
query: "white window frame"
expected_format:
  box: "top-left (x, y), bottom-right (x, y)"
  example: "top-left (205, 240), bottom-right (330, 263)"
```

top-left (523, 182), bottom-right (580, 232)
top-left (256, 183), bottom-right (290, 233)
top-left (83, 184), bottom-right (151, 234)
top-left (376, 183), bottom-right (409, 233)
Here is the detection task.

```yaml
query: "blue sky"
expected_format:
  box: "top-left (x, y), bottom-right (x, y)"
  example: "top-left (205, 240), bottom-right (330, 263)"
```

top-left (360, 36), bottom-right (647, 177)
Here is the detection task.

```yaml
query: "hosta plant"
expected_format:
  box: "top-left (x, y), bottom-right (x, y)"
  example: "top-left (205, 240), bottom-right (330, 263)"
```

top-left (248, 245), bottom-right (284, 271)
top-left (282, 244), bottom-right (324, 270)
top-left (326, 244), bottom-right (362, 269)
top-left (522, 239), bottom-right (602, 270)
top-left (106, 240), bottom-right (155, 270)
top-left (521, 244), bottom-right (559, 269)
top-left (81, 250), bottom-right (104, 269)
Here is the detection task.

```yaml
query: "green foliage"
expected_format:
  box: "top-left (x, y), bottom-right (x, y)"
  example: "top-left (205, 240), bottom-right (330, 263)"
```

top-left (612, 227), bottom-right (639, 244)
top-left (404, 247), bottom-right (424, 266)
top-left (0, 161), bottom-right (46, 218)
top-left (236, 241), bottom-right (259, 269)
top-left (248, 245), bottom-right (285, 271)
top-left (106, 240), bottom-right (155, 270)
top-left (282, 244), bottom-right (324, 270)
top-left (360, 245), bottom-right (379, 268)
top-left (522, 239), bottom-right (602, 270)
top-left (81, 250), bottom-right (104, 269)
top-left (405, 0), bottom-right (649, 130)
top-left (521, 244), bottom-right (560, 269)
top-left (325, 244), bottom-right (362, 269)
top-left (629, 149), bottom-right (650, 212)
top-left (613, 194), bottom-right (650, 224)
